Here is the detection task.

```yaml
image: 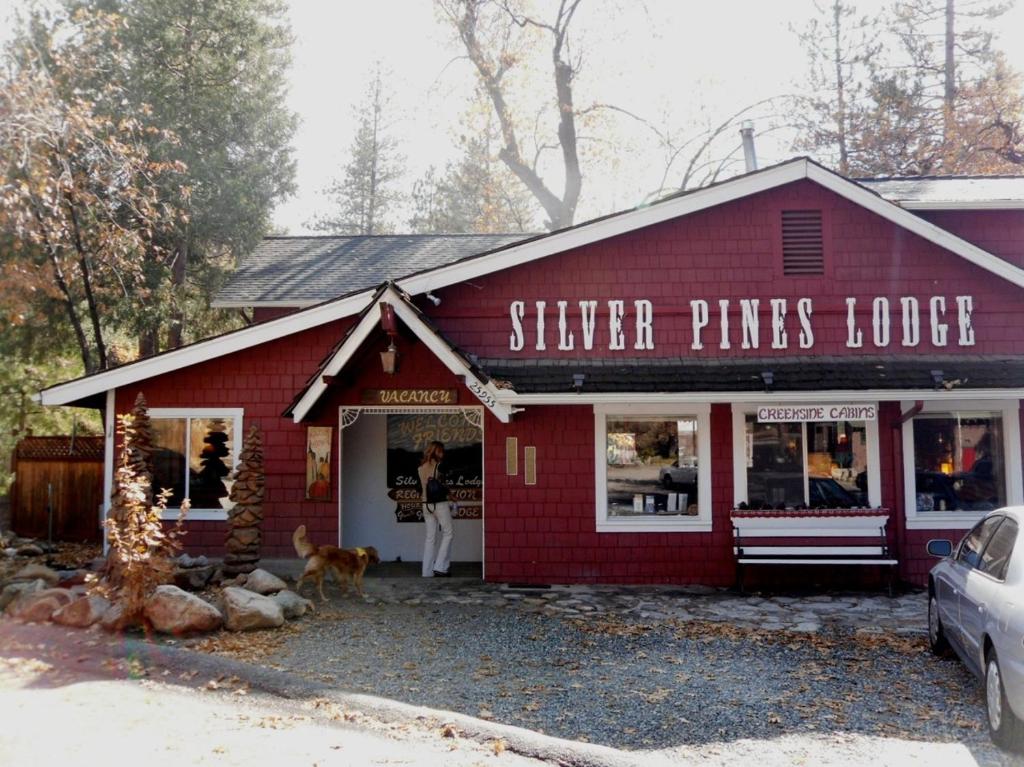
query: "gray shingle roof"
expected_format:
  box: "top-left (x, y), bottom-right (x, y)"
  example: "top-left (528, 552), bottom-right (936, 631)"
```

top-left (480, 355), bottom-right (1024, 393)
top-left (213, 234), bottom-right (527, 307)
top-left (858, 176), bottom-right (1024, 208)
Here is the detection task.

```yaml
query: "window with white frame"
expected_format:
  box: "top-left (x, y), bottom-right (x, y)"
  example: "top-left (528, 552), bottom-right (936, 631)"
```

top-left (594, 404), bottom-right (712, 532)
top-left (150, 409), bottom-right (243, 519)
top-left (732, 405), bottom-right (881, 510)
top-left (903, 401), bottom-right (1022, 528)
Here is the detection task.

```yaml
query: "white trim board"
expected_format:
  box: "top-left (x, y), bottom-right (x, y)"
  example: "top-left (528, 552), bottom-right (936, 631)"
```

top-left (730, 402), bottom-right (882, 510)
top-left (898, 200), bottom-right (1024, 211)
top-left (101, 389), bottom-right (115, 555)
top-left (593, 403), bottom-right (713, 533)
top-left (149, 407), bottom-right (245, 521)
top-left (900, 398), bottom-right (1023, 530)
top-left (500, 389), bottom-right (1024, 406)
top-left (400, 158), bottom-right (1024, 297)
top-left (38, 158), bottom-right (1024, 409)
top-left (38, 292), bottom-right (373, 407)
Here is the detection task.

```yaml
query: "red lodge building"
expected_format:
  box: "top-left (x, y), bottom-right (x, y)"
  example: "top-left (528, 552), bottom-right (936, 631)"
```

top-left (39, 158), bottom-right (1024, 588)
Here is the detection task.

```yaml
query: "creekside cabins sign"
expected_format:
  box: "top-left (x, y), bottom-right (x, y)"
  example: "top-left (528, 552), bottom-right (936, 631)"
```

top-left (507, 296), bottom-right (976, 352)
top-left (362, 389), bottom-right (458, 405)
top-left (756, 404), bottom-right (877, 422)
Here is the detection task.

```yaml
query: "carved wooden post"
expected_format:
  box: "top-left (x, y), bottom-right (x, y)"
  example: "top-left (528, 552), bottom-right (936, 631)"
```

top-left (223, 425), bottom-right (264, 575)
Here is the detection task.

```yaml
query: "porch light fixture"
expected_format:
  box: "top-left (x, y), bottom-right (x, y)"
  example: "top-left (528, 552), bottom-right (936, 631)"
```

top-left (379, 302), bottom-right (399, 375)
top-left (380, 339), bottom-right (399, 375)
top-left (930, 369), bottom-right (944, 389)
top-left (760, 370), bottom-right (774, 391)
top-left (572, 373), bottom-right (585, 392)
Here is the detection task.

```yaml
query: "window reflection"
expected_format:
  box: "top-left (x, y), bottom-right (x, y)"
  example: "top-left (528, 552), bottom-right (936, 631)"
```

top-left (913, 413), bottom-right (1005, 512)
top-left (606, 417), bottom-right (699, 517)
top-left (744, 417), bottom-right (868, 510)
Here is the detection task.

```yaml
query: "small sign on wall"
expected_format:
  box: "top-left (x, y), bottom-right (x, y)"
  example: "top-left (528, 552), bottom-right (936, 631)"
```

top-left (362, 389), bottom-right (458, 405)
top-left (756, 404), bottom-right (877, 423)
top-left (306, 426), bottom-right (333, 500)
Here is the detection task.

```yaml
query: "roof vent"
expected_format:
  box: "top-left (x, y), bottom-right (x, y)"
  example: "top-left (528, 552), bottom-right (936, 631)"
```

top-left (781, 210), bottom-right (824, 275)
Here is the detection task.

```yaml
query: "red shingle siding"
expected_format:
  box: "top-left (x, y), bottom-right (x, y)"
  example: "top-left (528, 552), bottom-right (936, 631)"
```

top-left (482, 403), bottom-right (735, 585)
top-left (116, 318), bottom-right (356, 558)
top-left (917, 209), bottom-right (1024, 268)
top-left (430, 181), bottom-right (1024, 359)
top-left (104, 177), bottom-right (1024, 585)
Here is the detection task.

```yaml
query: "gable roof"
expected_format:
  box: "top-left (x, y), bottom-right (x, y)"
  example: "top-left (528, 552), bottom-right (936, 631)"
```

top-left (37, 157), bottom-right (1024, 408)
top-left (213, 234), bottom-right (526, 309)
top-left (857, 175), bottom-right (1024, 210)
top-left (286, 283), bottom-right (516, 423)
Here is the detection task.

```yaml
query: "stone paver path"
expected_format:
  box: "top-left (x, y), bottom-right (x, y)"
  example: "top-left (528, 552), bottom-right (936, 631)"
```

top-left (264, 561), bottom-right (926, 636)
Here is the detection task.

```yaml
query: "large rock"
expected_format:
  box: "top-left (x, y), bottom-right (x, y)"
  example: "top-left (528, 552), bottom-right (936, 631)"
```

top-left (7, 588), bottom-right (74, 622)
top-left (99, 602), bottom-right (134, 632)
top-left (241, 568), bottom-right (287, 595)
top-left (56, 569), bottom-right (91, 588)
top-left (144, 585), bottom-right (223, 635)
top-left (177, 553), bottom-right (209, 569)
top-left (222, 586), bottom-right (284, 631)
top-left (0, 579), bottom-right (46, 611)
top-left (173, 565), bottom-right (216, 591)
top-left (271, 590), bottom-right (314, 620)
top-left (11, 563), bottom-right (60, 587)
top-left (52, 595), bottom-right (111, 628)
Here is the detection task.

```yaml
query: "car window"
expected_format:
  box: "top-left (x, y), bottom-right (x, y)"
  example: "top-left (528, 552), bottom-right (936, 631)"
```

top-left (979, 518), bottom-right (1019, 581)
top-left (957, 516), bottom-right (1004, 570)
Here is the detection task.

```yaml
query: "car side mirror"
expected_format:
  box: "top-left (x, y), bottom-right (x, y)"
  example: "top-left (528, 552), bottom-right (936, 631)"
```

top-left (927, 539), bottom-right (953, 558)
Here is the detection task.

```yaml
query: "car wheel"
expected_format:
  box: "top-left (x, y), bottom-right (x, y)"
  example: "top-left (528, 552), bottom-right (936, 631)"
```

top-left (986, 649), bottom-right (1024, 752)
top-left (927, 594), bottom-right (950, 656)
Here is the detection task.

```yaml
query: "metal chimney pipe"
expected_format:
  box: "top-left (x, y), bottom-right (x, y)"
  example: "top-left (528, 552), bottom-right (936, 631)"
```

top-left (739, 120), bottom-right (758, 172)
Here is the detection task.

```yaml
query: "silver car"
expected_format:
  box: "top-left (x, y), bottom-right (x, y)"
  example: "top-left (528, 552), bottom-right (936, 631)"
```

top-left (927, 507), bottom-right (1024, 751)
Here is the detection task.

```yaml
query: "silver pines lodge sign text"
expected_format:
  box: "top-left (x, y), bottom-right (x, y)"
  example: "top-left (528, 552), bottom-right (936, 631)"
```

top-left (507, 296), bottom-right (976, 352)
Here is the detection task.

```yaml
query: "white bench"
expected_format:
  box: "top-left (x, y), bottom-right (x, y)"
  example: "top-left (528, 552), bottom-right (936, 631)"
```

top-left (731, 510), bottom-right (898, 594)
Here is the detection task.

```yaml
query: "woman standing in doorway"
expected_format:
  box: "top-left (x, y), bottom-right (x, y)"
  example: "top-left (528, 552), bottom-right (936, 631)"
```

top-left (419, 441), bottom-right (453, 577)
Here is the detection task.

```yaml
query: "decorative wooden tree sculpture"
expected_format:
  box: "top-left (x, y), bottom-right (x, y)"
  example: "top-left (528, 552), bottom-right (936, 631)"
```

top-left (191, 418), bottom-right (231, 509)
top-left (224, 425), bottom-right (264, 575)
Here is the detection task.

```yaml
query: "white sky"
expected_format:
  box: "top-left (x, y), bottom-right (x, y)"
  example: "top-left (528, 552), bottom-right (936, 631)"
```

top-left (3, 0), bottom-right (1024, 234)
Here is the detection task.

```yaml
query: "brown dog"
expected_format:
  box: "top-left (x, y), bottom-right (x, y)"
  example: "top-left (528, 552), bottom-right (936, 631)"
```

top-left (292, 525), bottom-right (380, 601)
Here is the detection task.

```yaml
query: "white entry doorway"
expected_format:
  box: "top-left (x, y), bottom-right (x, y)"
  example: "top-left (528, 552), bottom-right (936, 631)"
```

top-left (339, 407), bottom-right (484, 568)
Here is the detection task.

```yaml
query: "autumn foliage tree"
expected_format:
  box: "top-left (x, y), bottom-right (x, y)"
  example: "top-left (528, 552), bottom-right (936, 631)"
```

top-left (100, 403), bottom-right (188, 630)
top-left (436, 0), bottom-right (584, 230)
top-left (0, 9), bottom-right (186, 375)
top-left (794, 0), bottom-right (1024, 175)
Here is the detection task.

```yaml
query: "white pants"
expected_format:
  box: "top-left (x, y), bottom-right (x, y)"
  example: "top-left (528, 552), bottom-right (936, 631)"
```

top-left (422, 502), bottom-right (454, 576)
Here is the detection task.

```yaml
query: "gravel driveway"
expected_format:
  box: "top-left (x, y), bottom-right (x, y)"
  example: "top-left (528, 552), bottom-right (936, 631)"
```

top-left (251, 593), bottom-right (1023, 766)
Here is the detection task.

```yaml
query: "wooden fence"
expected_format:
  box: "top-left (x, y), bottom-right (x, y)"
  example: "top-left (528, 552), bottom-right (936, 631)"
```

top-left (10, 436), bottom-right (104, 542)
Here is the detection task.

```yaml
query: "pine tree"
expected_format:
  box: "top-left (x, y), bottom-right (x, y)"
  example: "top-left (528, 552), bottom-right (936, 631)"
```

top-left (68, 0), bottom-right (298, 353)
top-left (792, 1), bottom-right (881, 175)
top-left (224, 425), bottom-right (265, 575)
top-left (409, 120), bottom-right (535, 234)
top-left (310, 67), bottom-right (404, 235)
